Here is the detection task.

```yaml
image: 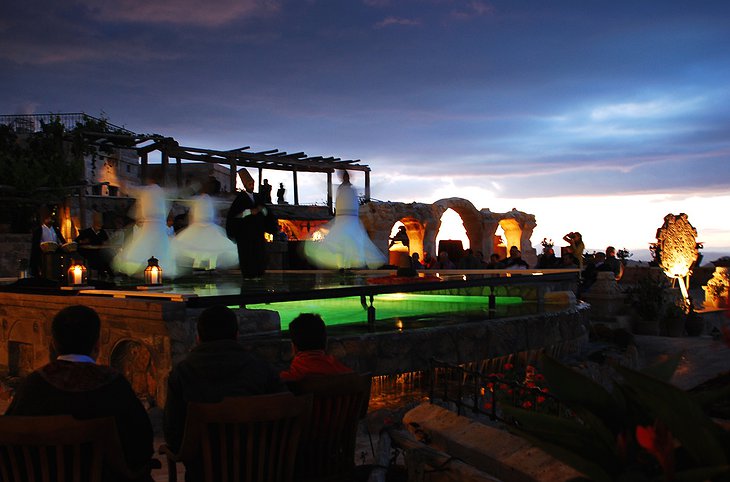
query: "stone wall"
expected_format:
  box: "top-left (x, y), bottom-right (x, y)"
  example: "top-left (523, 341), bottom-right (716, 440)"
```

top-left (1, 289), bottom-right (588, 408)
top-left (0, 234), bottom-right (31, 278)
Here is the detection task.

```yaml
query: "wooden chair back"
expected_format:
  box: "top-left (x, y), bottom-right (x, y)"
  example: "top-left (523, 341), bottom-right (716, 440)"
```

top-left (286, 373), bottom-right (372, 482)
top-left (0, 415), bottom-right (134, 482)
top-left (162, 392), bottom-right (312, 482)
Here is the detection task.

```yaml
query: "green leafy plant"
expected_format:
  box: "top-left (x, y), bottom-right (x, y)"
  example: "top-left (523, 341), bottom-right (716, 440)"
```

top-left (627, 272), bottom-right (670, 322)
top-left (617, 248), bottom-right (633, 263)
top-left (503, 354), bottom-right (730, 481)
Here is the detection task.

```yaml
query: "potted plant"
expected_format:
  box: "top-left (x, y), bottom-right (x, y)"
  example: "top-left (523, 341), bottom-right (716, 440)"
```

top-left (685, 307), bottom-right (704, 336)
top-left (626, 272), bottom-right (668, 335)
top-left (661, 303), bottom-right (686, 337)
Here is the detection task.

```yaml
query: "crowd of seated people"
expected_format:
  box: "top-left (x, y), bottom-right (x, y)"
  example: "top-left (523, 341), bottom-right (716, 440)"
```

top-left (1, 304), bottom-right (359, 481)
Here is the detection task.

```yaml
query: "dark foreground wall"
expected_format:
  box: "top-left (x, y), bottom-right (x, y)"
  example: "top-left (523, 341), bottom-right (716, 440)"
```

top-left (0, 290), bottom-right (588, 408)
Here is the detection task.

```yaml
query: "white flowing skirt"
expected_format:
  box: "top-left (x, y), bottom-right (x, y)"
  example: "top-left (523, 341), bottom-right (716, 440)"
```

top-left (173, 222), bottom-right (238, 270)
top-left (303, 215), bottom-right (386, 269)
top-left (113, 220), bottom-right (178, 278)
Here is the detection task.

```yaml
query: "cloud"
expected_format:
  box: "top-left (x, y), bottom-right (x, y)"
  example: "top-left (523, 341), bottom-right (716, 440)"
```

top-left (450, 1), bottom-right (495, 20)
top-left (374, 16), bottom-right (421, 29)
top-left (589, 97), bottom-right (704, 121)
top-left (75, 0), bottom-right (280, 27)
top-left (0, 35), bottom-right (182, 65)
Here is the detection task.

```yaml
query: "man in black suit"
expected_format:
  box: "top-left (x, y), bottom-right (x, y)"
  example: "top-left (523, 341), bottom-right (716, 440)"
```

top-left (226, 168), bottom-right (277, 278)
top-left (76, 212), bottom-right (112, 278)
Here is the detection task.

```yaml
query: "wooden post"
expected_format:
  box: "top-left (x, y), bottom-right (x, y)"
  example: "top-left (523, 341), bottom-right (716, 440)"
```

top-left (365, 170), bottom-right (371, 201)
top-left (161, 150), bottom-right (169, 187)
top-left (140, 152), bottom-right (148, 183)
top-left (229, 163), bottom-right (237, 193)
top-left (77, 186), bottom-right (86, 232)
top-left (293, 170), bottom-right (299, 205)
top-left (327, 171), bottom-right (333, 215)
top-left (175, 157), bottom-right (182, 189)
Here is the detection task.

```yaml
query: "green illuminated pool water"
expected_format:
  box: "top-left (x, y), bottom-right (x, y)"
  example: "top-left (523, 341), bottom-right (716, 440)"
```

top-left (244, 293), bottom-right (523, 329)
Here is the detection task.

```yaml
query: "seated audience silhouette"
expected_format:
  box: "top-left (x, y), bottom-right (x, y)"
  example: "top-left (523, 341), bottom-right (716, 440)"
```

top-left (432, 251), bottom-right (455, 269)
top-left (280, 313), bottom-right (353, 381)
top-left (5, 305), bottom-right (153, 481)
top-left (500, 246), bottom-right (530, 269)
top-left (598, 246), bottom-right (624, 280)
top-left (486, 253), bottom-right (502, 269)
top-left (164, 305), bottom-right (285, 455)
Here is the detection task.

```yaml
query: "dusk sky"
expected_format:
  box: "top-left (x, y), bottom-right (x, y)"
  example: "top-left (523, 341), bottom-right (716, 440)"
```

top-left (3, 0), bottom-right (729, 260)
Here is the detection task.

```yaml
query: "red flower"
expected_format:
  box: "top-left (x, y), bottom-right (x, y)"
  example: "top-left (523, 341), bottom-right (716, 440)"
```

top-left (521, 400), bottom-right (533, 409)
top-left (503, 363), bottom-right (514, 371)
top-left (536, 395), bottom-right (546, 404)
top-left (484, 402), bottom-right (493, 410)
top-left (636, 423), bottom-right (675, 478)
top-left (534, 373), bottom-right (545, 381)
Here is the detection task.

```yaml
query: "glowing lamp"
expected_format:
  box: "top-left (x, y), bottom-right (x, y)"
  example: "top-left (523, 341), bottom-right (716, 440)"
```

top-left (655, 213), bottom-right (700, 301)
top-left (67, 261), bottom-right (87, 286)
top-left (144, 256), bottom-right (163, 285)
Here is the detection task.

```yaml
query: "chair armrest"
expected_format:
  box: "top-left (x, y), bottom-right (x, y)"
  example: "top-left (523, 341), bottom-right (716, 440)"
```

top-left (158, 444), bottom-right (180, 482)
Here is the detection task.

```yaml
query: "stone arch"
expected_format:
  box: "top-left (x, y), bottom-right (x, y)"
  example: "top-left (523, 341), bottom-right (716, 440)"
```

top-left (359, 198), bottom-right (536, 266)
top-left (110, 339), bottom-right (157, 405)
top-left (499, 218), bottom-right (522, 254)
top-left (390, 217), bottom-right (426, 259)
top-left (6, 318), bottom-right (45, 377)
top-left (433, 198), bottom-right (484, 257)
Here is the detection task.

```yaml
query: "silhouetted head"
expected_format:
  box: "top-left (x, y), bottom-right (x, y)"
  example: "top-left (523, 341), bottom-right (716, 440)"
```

top-left (606, 246), bottom-right (616, 257)
top-left (288, 313), bottom-right (327, 351)
top-left (52, 305), bottom-right (101, 356)
top-left (340, 170), bottom-right (350, 185)
top-left (197, 305), bottom-right (238, 342)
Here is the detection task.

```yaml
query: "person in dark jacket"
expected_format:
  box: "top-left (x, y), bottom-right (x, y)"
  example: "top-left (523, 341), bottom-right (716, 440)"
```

top-left (6, 305), bottom-right (153, 481)
top-left (163, 305), bottom-right (284, 456)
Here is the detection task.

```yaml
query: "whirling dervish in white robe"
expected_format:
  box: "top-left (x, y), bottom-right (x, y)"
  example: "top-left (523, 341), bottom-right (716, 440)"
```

top-left (173, 193), bottom-right (238, 271)
top-left (303, 171), bottom-right (386, 269)
top-left (113, 183), bottom-right (178, 278)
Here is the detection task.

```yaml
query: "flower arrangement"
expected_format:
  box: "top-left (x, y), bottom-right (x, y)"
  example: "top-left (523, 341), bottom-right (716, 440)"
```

top-left (482, 362), bottom-right (555, 415)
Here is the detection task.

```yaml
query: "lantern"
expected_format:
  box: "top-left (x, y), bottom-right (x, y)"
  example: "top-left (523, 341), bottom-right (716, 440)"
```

top-left (144, 256), bottom-right (163, 285)
top-left (67, 261), bottom-right (87, 286)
